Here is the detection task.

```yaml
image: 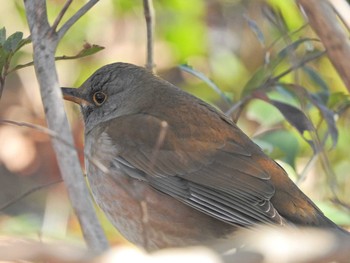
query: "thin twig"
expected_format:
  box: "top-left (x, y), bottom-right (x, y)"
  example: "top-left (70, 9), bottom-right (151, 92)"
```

top-left (0, 119), bottom-right (105, 177)
top-left (57, 0), bottom-right (100, 40)
top-left (331, 197), bottom-right (350, 213)
top-left (297, 114), bottom-right (339, 184)
top-left (143, 0), bottom-right (155, 72)
top-left (297, 153), bottom-right (319, 184)
top-left (149, 120), bottom-right (168, 171)
top-left (269, 50), bottom-right (326, 83)
top-left (0, 179), bottom-right (62, 211)
top-left (317, 139), bottom-right (340, 197)
top-left (0, 119), bottom-right (69, 142)
top-left (9, 43), bottom-right (103, 73)
top-left (51, 0), bottom-right (73, 33)
top-left (0, 119), bottom-right (136, 216)
top-left (225, 96), bottom-right (251, 122)
top-left (179, 65), bottom-right (232, 107)
top-left (226, 51), bottom-right (325, 119)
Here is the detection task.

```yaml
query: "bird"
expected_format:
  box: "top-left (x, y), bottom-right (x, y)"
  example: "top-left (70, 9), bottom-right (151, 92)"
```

top-left (62, 62), bottom-right (347, 251)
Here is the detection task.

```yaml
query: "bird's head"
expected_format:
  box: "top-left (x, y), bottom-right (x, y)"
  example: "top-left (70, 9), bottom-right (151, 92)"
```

top-left (62, 62), bottom-right (157, 133)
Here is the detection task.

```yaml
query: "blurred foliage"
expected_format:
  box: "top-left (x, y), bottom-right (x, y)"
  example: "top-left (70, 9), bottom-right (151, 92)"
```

top-left (0, 0), bottom-right (349, 248)
top-left (0, 27), bottom-right (30, 95)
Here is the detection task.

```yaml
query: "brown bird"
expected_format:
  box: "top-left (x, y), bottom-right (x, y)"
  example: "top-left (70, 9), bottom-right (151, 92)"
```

top-left (62, 62), bottom-right (347, 251)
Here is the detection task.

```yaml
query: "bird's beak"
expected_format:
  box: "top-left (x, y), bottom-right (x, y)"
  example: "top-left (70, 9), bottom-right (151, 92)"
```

top-left (61, 87), bottom-right (91, 106)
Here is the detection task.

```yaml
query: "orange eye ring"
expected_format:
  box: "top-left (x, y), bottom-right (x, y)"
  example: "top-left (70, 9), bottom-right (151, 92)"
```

top-left (93, 92), bottom-right (107, 106)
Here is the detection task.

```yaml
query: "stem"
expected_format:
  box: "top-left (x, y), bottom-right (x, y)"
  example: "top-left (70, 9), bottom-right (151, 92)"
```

top-left (143, 0), bottom-right (155, 72)
top-left (57, 0), bottom-right (100, 40)
top-left (0, 179), bottom-right (62, 211)
top-left (51, 0), bottom-right (73, 32)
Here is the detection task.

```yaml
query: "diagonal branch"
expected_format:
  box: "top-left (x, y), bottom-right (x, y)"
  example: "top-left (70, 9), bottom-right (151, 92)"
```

top-left (0, 179), bottom-right (62, 211)
top-left (57, 0), bottom-right (100, 40)
top-left (23, 0), bottom-right (108, 253)
top-left (51, 0), bottom-right (73, 32)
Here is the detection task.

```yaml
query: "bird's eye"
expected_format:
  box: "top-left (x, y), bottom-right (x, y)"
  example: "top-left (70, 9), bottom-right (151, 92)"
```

top-left (92, 92), bottom-right (107, 106)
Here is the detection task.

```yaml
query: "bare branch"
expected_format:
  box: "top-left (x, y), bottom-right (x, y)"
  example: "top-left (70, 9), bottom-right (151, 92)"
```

top-left (57, 0), bottom-right (100, 40)
top-left (0, 179), bottom-right (62, 211)
top-left (143, 0), bottom-right (155, 72)
top-left (24, 0), bottom-right (108, 253)
top-left (0, 119), bottom-right (138, 228)
top-left (51, 0), bottom-right (73, 33)
top-left (1, 119), bottom-right (68, 141)
top-left (298, 0), bottom-right (350, 92)
top-left (9, 43), bottom-right (104, 73)
top-left (331, 197), bottom-right (350, 213)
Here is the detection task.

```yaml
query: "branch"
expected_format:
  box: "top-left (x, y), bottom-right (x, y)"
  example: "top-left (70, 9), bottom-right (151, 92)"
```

top-left (8, 43), bottom-right (104, 73)
top-left (51, 0), bottom-right (73, 32)
top-left (143, 0), bottom-right (155, 72)
top-left (0, 118), bottom-right (136, 204)
top-left (0, 179), bottom-right (62, 211)
top-left (270, 50), bottom-right (326, 83)
top-left (57, 0), bottom-right (100, 40)
top-left (23, 0), bottom-right (108, 253)
top-left (297, 0), bottom-right (350, 92)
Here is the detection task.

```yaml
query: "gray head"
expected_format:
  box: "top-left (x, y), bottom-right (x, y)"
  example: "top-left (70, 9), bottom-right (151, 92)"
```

top-left (62, 62), bottom-right (161, 133)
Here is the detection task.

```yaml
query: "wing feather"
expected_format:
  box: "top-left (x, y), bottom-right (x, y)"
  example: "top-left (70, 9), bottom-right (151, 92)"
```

top-left (100, 113), bottom-right (286, 226)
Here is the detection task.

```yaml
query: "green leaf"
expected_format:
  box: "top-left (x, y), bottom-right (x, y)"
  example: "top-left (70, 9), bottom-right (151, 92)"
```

top-left (241, 66), bottom-right (270, 97)
top-left (241, 38), bottom-right (320, 98)
top-left (0, 47), bottom-right (7, 73)
top-left (244, 15), bottom-right (265, 46)
top-left (247, 96), bottom-right (284, 126)
top-left (77, 43), bottom-right (104, 58)
top-left (302, 65), bottom-right (330, 102)
top-left (0, 27), bottom-right (6, 45)
top-left (17, 37), bottom-right (31, 50)
top-left (11, 43), bottom-right (104, 73)
top-left (328, 92), bottom-right (350, 114)
top-left (269, 99), bottom-right (314, 134)
top-left (278, 38), bottom-right (318, 58)
top-left (241, 49), bottom-right (325, 99)
top-left (57, 43), bottom-right (105, 60)
top-left (281, 84), bottom-right (338, 149)
top-left (179, 64), bottom-right (232, 105)
top-left (3, 32), bottom-right (23, 52)
top-left (255, 93), bottom-right (316, 151)
top-left (309, 93), bottom-right (338, 149)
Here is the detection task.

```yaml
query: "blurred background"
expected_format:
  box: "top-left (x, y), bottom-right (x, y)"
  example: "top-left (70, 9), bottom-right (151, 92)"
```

top-left (0, 0), bottom-right (349, 248)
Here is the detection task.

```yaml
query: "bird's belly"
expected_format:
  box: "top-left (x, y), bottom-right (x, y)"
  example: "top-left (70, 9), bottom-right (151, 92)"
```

top-left (87, 167), bottom-right (234, 251)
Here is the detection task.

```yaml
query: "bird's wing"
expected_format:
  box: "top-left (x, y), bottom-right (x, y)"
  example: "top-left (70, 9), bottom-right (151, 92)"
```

top-left (100, 113), bottom-right (286, 227)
